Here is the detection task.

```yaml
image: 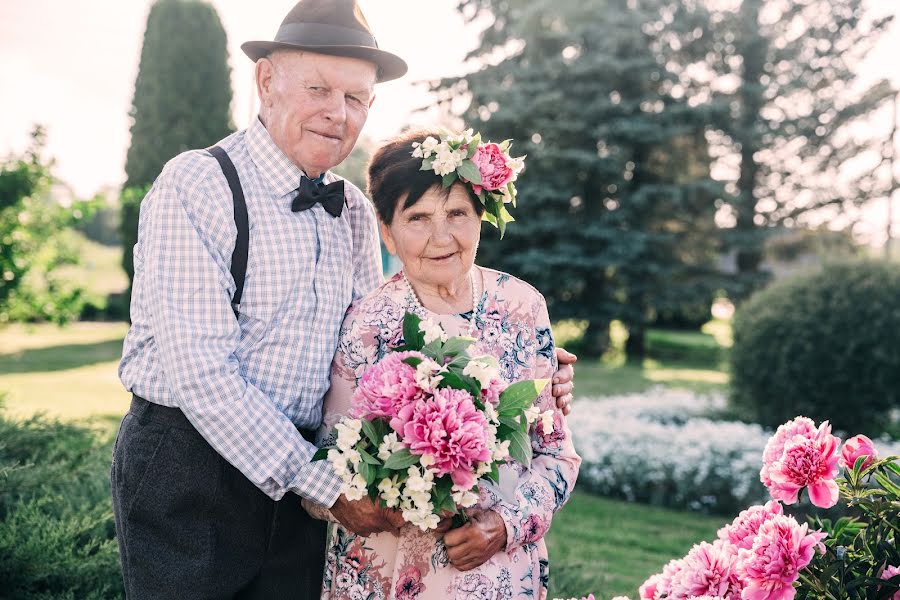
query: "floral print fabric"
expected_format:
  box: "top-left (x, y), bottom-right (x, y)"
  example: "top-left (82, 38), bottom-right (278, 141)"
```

top-left (316, 267), bottom-right (581, 600)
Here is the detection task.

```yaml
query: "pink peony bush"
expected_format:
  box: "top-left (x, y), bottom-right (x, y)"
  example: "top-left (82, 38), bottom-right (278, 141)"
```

top-left (636, 416), bottom-right (900, 600)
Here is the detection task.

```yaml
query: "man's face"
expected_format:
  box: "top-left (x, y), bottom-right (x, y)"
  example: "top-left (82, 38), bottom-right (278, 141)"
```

top-left (257, 50), bottom-right (377, 177)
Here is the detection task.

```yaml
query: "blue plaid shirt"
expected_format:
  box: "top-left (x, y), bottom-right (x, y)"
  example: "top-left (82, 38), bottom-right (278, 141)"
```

top-left (119, 117), bottom-right (383, 506)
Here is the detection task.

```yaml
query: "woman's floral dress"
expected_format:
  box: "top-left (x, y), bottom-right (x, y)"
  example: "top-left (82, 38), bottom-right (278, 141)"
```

top-left (315, 266), bottom-right (581, 600)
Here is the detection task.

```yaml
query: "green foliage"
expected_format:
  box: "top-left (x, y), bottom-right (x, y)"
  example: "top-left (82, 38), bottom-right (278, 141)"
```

top-left (122, 0), bottom-right (234, 310)
top-left (0, 126), bottom-right (100, 325)
top-left (0, 404), bottom-right (123, 598)
top-left (730, 261), bottom-right (900, 434)
top-left (797, 456), bottom-right (900, 599)
top-left (432, 0), bottom-right (724, 358)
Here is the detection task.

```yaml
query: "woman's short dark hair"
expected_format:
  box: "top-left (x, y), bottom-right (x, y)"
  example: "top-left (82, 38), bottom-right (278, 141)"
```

top-left (367, 129), bottom-right (483, 224)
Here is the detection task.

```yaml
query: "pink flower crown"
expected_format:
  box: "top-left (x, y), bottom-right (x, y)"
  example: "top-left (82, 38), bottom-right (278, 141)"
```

top-left (411, 129), bottom-right (525, 237)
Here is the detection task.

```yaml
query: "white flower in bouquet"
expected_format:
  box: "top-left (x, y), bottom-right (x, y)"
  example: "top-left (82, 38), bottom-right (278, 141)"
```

top-left (451, 486), bottom-right (480, 508)
top-left (345, 473), bottom-right (368, 501)
top-left (344, 448), bottom-right (362, 467)
top-left (463, 356), bottom-right (500, 389)
top-left (431, 143), bottom-right (464, 176)
top-left (327, 449), bottom-right (351, 480)
top-left (492, 439), bottom-right (511, 462)
top-left (448, 128), bottom-right (475, 145)
top-left (540, 410), bottom-right (555, 435)
top-left (524, 405), bottom-right (541, 424)
top-left (377, 477), bottom-right (401, 508)
top-left (419, 319), bottom-right (448, 344)
top-left (335, 419), bottom-right (362, 451)
top-left (377, 432), bottom-right (403, 461)
top-left (414, 358), bottom-right (445, 391)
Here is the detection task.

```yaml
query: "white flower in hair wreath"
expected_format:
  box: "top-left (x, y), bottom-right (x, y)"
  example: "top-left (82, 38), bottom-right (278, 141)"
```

top-left (411, 129), bottom-right (526, 237)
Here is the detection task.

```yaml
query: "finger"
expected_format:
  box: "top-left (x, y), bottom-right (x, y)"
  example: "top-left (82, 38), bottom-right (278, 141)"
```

top-left (555, 392), bottom-right (573, 413)
top-left (552, 381), bottom-right (573, 397)
top-left (434, 519), bottom-right (453, 535)
top-left (555, 347), bottom-right (578, 366)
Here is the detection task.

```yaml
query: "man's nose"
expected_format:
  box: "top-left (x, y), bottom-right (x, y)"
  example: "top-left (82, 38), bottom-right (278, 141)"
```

top-left (322, 91), bottom-right (347, 124)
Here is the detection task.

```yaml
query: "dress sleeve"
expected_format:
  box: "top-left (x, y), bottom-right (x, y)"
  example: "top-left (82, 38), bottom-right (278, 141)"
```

top-left (492, 293), bottom-right (582, 552)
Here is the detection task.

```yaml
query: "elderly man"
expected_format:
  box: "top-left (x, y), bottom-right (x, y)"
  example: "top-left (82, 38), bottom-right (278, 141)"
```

top-left (112, 0), bottom-right (575, 598)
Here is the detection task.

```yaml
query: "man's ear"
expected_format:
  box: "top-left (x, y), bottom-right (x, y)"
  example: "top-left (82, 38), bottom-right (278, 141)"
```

top-left (379, 220), bottom-right (396, 255)
top-left (256, 58), bottom-right (275, 108)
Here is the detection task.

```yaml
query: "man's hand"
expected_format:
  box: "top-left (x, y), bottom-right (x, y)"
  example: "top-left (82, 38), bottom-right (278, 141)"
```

top-left (552, 347), bottom-right (577, 415)
top-left (443, 509), bottom-right (507, 571)
top-left (330, 494), bottom-right (405, 537)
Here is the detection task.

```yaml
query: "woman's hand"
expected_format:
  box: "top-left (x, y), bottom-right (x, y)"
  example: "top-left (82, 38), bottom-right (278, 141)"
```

top-left (552, 347), bottom-right (577, 415)
top-left (443, 509), bottom-right (507, 571)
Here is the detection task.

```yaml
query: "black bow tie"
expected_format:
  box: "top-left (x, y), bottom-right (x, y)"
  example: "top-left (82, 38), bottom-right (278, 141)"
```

top-left (291, 176), bottom-right (345, 218)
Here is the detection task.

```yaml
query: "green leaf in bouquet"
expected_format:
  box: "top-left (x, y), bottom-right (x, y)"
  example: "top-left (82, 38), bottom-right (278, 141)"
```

top-left (466, 138), bottom-right (478, 158)
top-left (359, 461), bottom-right (376, 486)
top-left (481, 207), bottom-right (499, 227)
top-left (507, 429), bottom-right (532, 467)
top-left (442, 171), bottom-right (458, 188)
top-left (442, 369), bottom-right (483, 400)
top-left (442, 336), bottom-right (475, 358)
top-left (482, 462), bottom-right (500, 484)
top-left (457, 160), bottom-right (482, 185)
top-left (358, 447), bottom-right (381, 466)
top-left (420, 157), bottom-right (435, 171)
top-left (498, 379), bottom-right (549, 416)
top-left (498, 139), bottom-right (511, 151)
top-left (403, 356), bottom-right (424, 369)
top-left (498, 414), bottom-right (524, 432)
top-left (312, 447), bottom-right (332, 462)
top-left (360, 420), bottom-right (381, 448)
top-left (402, 312), bottom-right (425, 350)
top-left (383, 448), bottom-right (421, 471)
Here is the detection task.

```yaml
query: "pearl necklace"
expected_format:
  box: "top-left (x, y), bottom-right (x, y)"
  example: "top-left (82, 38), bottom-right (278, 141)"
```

top-left (401, 269), bottom-right (480, 337)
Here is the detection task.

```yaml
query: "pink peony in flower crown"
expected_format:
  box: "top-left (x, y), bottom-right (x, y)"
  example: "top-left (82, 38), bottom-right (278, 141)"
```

top-left (411, 129), bottom-right (525, 237)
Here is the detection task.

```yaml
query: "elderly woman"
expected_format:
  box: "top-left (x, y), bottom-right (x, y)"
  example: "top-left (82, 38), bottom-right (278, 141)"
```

top-left (310, 129), bottom-right (581, 600)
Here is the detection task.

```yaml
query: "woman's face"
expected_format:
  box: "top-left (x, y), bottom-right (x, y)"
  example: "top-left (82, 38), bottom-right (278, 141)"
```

top-left (380, 184), bottom-right (482, 290)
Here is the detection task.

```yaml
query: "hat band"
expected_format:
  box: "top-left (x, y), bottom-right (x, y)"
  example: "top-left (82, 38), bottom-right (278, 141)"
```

top-left (274, 22), bottom-right (379, 49)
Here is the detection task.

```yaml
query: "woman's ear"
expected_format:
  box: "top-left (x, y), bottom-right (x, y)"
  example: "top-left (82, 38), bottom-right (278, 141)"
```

top-left (379, 220), bottom-right (396, 255)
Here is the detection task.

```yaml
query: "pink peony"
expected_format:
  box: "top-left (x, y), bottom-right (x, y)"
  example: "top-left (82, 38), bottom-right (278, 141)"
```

top-left (717, 500), bottom-right (784, 550)
top-left (882, 565), bottom-right (900, 600)
top-left (760, 417), bottom-right (817, 489)
top-left (669, 540), bottom-right (744, 599)
top-left (350, 351), bottom-right (426, 420)
top-left (395, 387), bottom-right (491, 489)
top-left (481, 377), bottom-right (508, 406)
top-left (839, 434), bottom-right (878, 471)
top-left (468, 143), bottom-right (514, 194)
top-left (638, 574), bottom-right (661, 599)
top-left (763, 419), bottom-right (841, 508)
top-left (652, 558), bottom-right (686, 599)
top-left (738, 514), bottom-right (826, 600)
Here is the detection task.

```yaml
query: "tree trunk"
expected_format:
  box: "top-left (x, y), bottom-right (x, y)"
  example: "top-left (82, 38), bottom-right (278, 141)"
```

top-left (582, 318), bottom-right (610, 358)
top-left (624, 322), bottom-right (646, 363)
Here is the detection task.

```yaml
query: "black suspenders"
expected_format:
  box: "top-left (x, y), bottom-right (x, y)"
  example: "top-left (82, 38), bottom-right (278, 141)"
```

top-left (207, 145), bottom-right (248, 318)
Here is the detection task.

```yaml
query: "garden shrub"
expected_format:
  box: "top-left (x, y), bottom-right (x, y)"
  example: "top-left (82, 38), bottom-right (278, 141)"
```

top-left (0, 405), bottom-right (123, 598)
top-left (730, 260), bottom-right (900, 435)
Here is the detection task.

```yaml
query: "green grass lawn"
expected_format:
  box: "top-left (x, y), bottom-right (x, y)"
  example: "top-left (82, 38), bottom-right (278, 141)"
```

top-left (546, 491), bottom-right (722, 598)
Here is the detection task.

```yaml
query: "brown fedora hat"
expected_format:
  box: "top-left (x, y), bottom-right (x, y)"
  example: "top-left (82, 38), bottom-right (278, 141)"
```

top-left (241, 0), bottom-right (408, 82)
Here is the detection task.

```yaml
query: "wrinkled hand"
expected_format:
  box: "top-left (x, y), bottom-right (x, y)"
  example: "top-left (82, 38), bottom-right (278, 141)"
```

top-left (330, 494), bottom-right (405, 537)
top-left (443, 509), bottom-right (507, 571)
top-left (552, 347), bottom-right (577, 415)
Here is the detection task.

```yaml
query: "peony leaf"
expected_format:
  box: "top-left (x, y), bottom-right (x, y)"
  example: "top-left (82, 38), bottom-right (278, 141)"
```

top-left (420, 157), bottom-right (435, 171)
top-left (499, 414), bottom-right (524, 432)
top-left (442, 171), bottom-right (458, 188)
top-left (402, 312), bottom-right (424, 350)
top-left (498, 379), bottom-right (549, 416)
top-left (457, 160), bottom-right (482, 185)
top-left (359, 461), bottom-right (376, 486)
top-left (358, 447), bottom-right (381, 466)
top-left (383, 448), bottom-right (420, 470)
top-left (442, 336), bottom-right (475, 358)
top-left (360, 420), bottom-right (381, 448)
top-left (507, 429), bottom-right (532, 467)
top-left (312, 447), bottom-right (332, 462)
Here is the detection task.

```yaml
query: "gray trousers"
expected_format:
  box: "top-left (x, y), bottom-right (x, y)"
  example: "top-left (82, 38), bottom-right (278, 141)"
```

top-left (110, 396), bottom-right (327, 599)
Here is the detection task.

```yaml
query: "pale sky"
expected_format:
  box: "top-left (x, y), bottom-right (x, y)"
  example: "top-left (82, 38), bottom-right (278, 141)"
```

top-left (0, 0), bottom-right (898, 242)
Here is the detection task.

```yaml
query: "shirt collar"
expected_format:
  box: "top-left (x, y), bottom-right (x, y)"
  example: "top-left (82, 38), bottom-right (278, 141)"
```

top-left (246, 116), bottom-right (354, 208)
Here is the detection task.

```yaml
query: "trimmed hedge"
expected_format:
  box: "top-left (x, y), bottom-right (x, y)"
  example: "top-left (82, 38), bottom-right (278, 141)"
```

top-left (730, 260), bottom-right (900, 435)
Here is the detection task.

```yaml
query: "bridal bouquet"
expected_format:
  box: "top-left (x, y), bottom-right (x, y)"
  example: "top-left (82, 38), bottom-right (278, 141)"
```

top-left (314, 312), bottom-right (553, 531)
